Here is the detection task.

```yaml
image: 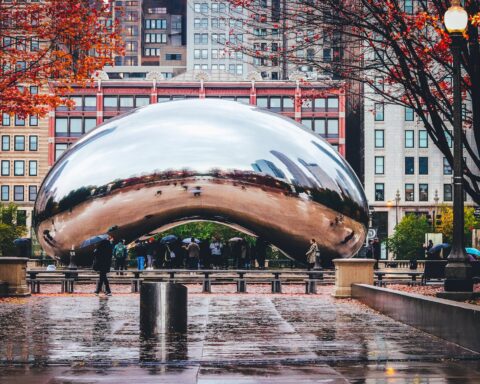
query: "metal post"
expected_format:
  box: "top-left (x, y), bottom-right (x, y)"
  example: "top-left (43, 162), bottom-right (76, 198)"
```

top-left (442, 32), bottom-right (472, 295)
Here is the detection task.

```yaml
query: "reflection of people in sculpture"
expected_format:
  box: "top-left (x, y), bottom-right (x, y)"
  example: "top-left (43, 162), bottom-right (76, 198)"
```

top-left (254, 238), bottom-right (267, 269)
top-left (186, 239), bottom-right (200, 269)
top-left (305, 238), bottom-right (318, 271)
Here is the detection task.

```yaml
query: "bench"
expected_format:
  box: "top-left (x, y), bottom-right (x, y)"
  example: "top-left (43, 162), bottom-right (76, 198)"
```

top-left (421, 260), bottom-right (448, 285)
top-left (375, 271), bottom-right (424, 287)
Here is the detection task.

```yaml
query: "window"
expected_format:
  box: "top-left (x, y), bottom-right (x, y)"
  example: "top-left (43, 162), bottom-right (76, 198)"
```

top-left (256, 97), bottom-right (268, 108)
top-left (55, 118), bottom-right (68, 136)
top-left (30, 86), bottom-right (38, 95)
top-left (29, 136), bottom-right (38, 151)
top-left (136, 96), bottom-right (150, 107)
top-left (14, 160), bottom-right (24, 176)
top-left (283, 97), bottom-right (294, 110)
top-left (443, 157), bottom-right (452, 175)
top-left (405, 0), bottom-right (414, 14)
top-left (29, 160), bottom-right (37, 176)
top-left (405, 157), bottom-right (414, 174)
top-left (119, 96), bottom-right (134, 108)
top-left (270, 97), bottom-right (281, 109)
top-left (103, 96), bottom-right (117, 108)
top-left (29, 185), bottom-right (37, 201)
top-left (405, 184), bottom-right (414, 201)
top-left (55, 143), bottom-right (68, 161)
top-left (301, 119), bottom-right (313, 130)
top-left (1, 185), bottom-right (9, 201)
top-left (14, 185), bottom-right (24, 201)
top-left (328, 97), bottom-right (339, 110)
top-left (2, 113), bottom-right (10, 126)
top-left (375, 156), bottom-right (384, 174)
top-left (374, 103), bottom-right (384, 121)
top-left (404, 130), bottom-right (414, 148)
top-left (84, 96), bottom-right (96, 110)
top-left (84, 118), bottom-right (96, 133)
top-left (314, 98), bottom-right (326, 110)
top-left (405, 107), bottom-right (414, 121)
top-left (2, 135), bottom-right (10, 151)
top-left (419, 157), bottom-right (428, 175)
top-left (165, 53), bottom-right (181, 60)
top-left (374, 130), bottom-right (384, 148)
top-left (314, 119), bottom-right (326, 135)
top-left (375, 183), bottom-right (384, 201)
top-left (443, 184), bottom-right (453, 201)
top-left (327, 119), bottom-right (339, 137)
top-left (418, 130), bottom-right (428, 148)
top-left (419, 184), bottom-right (428, 201)
top-left (445, 130), bottom-right (453, 148)
top-left (29, 115), bottom-right (38, 126)
top-left (14, 135), bottom-right (25, 151)
top-left (1, 160), bottom-right (9, 176)
top-left (70, 118), bottom-right (82, 136)
top-left (15, 114), bottom-right (25, 126)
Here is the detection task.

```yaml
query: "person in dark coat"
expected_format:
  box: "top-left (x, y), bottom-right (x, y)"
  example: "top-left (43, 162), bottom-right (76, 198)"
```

top-left (254, 238), bottom-right (268, 269)
top-left (93, 237), bottom-right (114, 296)
top-left (365, 240), bottom-right (374, 259)
top-left (372, 238), bottom-right (381, 270)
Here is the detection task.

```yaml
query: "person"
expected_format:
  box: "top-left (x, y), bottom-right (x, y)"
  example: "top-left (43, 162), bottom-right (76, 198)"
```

top-left (305, 238), bottom-right (318, 271)
top-left (146, 239), bottom-right (156, 270)
top-left (231, 241), bottom-right (242, 269)
top-left (372, 238), bottom-right (381, 269)
top-left (93, 237), bottom-right (114, 296)
top-left (135, 241), bottom-right (146, 270)
top-left (254, 238), bottom-right (267, 269)
top-left (113, 239), bottom-right (127, 275)
top-left (186, 238), bottom-right (200, 269)
top-left (426, 240), bottom-right (434, 253)
top-left (468, 253), bottom-right (476, 262)
top-left (164, 243), bottom-right (176, 268)
top-left (210, 237), bottom-right (223, 269)
top-left (240, 240), bottom-right (250, 269)
top-left (366, 240), bottom-right (374, 259)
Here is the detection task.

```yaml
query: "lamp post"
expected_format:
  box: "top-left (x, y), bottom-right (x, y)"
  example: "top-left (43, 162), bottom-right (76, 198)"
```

top-left (441, 0), bottom-right (472, 296)
top-left (433, 189), bottom-right (439, 231)
top-left (395, 189), bottom-right (401, 226)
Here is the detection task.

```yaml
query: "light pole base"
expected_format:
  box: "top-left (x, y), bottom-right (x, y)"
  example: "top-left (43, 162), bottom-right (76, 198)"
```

top-left (436, 292), bottom-right (478, 302)
top-left (443, 262), bottom-right (473, 293)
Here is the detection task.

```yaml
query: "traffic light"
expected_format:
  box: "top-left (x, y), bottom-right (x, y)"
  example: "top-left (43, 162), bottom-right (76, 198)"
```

top-left (435, 214), bottom-right (442, 228)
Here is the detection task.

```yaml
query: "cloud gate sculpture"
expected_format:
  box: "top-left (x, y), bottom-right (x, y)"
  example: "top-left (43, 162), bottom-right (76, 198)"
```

top-left (34, 99), bottom-right (368, 266)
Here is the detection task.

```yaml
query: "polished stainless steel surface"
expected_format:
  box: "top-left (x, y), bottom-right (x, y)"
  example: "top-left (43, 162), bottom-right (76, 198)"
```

top-left (34, 99), bottom-right (368, 265)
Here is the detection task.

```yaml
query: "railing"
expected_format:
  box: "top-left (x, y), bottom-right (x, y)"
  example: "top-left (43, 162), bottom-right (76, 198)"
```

top-left (378, 260), bottom-right (426, 270)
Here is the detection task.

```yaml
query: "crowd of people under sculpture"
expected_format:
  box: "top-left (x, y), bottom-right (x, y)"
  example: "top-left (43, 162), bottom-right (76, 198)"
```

top-left (114, 236), bottom-right (271, 272)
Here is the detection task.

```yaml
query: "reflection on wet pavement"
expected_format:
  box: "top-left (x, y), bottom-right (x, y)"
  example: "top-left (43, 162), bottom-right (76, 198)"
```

top-left (0, 288), bottom-right (479, 383)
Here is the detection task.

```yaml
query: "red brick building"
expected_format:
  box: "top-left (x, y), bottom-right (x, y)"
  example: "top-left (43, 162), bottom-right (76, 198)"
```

top-left (50, 74), bottom-right (346, 165)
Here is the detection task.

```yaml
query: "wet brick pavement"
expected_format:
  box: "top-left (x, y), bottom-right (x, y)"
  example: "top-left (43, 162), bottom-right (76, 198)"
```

top-left (0, 285), bottom-right (479, 383)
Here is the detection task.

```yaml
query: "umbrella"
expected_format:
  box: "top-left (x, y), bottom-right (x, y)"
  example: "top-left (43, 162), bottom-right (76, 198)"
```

top-left (80, 234), bottom-right (109, 248)
top-left (160, 235), bottom-right (178, 244)
top-left (466, 248), bottom-right (480, 257)
top-left (182, 237), bottom-right (200, 244)
top-left (428, 243), bottom-right (450, 254)
top-left (13, 238), bottom-right (30, 246)
top-left (228, 237), bottom-right (244, 242)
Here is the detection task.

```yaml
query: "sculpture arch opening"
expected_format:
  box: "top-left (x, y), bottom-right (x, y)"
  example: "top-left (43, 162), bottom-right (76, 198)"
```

top-left (34, 99), bottom-right (369, 266)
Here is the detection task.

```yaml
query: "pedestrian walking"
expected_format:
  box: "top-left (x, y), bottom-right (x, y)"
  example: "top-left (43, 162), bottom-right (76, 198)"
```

top-left (146, 239), bottom-right (155, 270)
top-left (93, 237), bottom-right (114, 296)
top-left (113, 239), bottom-right (127, 275)
top-left (186, 239), bottom-right (200, 269)
top-left (373, 238), bottom-right (381, 269)
top-left (366, 240), bottom-right (374, 259)
top-left (305, 238), bottom-right (318, 271)
top-left (254, 238), bottom-right (267, 269)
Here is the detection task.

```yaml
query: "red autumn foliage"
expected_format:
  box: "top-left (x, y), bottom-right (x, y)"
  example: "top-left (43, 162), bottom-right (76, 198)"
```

top-left (0, 0), bottom-right (124, 118)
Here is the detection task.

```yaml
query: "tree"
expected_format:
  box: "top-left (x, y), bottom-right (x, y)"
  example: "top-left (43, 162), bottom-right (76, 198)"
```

top-left (0, 203), bottom-right (27, 256)
top-left (437, 205), bottom-right (480, 246)
top-left (0, 0), bottom-right (123, 118)
top-left (385, 214), bottom-right (431, 260)
top-left (226, 0), bottom-right (480, 204)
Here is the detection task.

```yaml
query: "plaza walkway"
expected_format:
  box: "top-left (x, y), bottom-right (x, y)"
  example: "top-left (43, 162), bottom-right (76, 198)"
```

top-left (0, 286), bottom-right (479, 383)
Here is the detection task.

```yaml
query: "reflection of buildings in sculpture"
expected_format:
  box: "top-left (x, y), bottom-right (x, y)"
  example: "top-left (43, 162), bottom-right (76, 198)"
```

top-left (251, 159), bottom-right (286, 179)
top-left (297, 158), bottom-right (341, 194)
top-left (269, 150), bottom-right (315, 188)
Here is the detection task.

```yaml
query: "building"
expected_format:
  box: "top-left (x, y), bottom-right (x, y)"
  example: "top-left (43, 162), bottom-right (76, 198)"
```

top-left (113, 0), bottom-right (187, 77)
top-left (50, 69), bottom-right (347, 166)
top-left (0, 106), bottom-right (49, 235)
top-left (364, 94), bottom-right (477, 258)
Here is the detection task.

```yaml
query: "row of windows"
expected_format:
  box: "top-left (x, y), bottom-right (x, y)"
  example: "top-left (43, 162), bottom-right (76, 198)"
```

top-left (55, 118), bottom-right (97, 137)
top-left (1, 135), bottom-right (38, 151)
top-left (103, 96), bottom-right (151, 109)
top-left (374, 183), bottom-right (454, 203)
top-left (2, 36), bottom-right (39, 52)
top-left (373, 104), bottom-right (417, 122)
top-left (145, 33), bottom-right (167, 43)
top-left (374, 156), bottom-right (429, 175)
top-left (374, 130), bottom-right (428, 148)
top-left (1, 160), bottom-right (37, 176)
top-left (2, 113), bottom-right (38, 126)
top-left (145, 19), bottom-right (167, 29)
top-left (194, 2), bottom-right (229, 13)
top-left (0, 185), bottom-right (37, 202)
top-left (301, 118), bottom-right (339, 138)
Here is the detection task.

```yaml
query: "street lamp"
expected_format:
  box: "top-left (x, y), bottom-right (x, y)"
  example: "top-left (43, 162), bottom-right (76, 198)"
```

top-left (441, 0), bottom-right (472, 296)
top-left (433, 189), bottom-right (439, 230)
top-left (395, 189), bottom-right (401, 226)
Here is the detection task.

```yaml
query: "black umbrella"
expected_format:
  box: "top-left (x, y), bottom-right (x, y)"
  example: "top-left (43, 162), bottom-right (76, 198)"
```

top-left (160, 235), bottom-right (178, 244)
top-left (80, 234), bottom-right (109, 249)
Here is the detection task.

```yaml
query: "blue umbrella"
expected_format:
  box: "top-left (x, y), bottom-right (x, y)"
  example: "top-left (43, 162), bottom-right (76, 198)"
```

top-left (182, 237), bottom-right (200, 244)
top-left (80, 234), bottom-right (109, 248)
top-left (160, 235), bottom-right (178, 244)
top-left (429, 243), bottom-right (450, 254)
top-left (466, 248), bottom-right (480, 257)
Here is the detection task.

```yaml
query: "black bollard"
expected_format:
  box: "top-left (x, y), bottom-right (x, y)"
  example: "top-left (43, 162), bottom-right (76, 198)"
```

top-left (140, 282), bottom-right (187, 336)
